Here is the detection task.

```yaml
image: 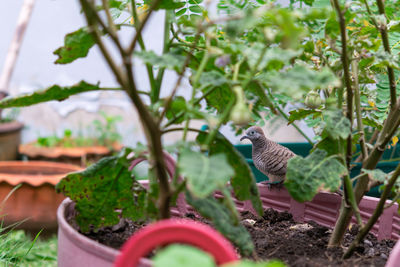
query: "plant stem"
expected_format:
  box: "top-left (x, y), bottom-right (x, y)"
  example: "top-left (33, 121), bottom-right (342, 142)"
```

top-left (157, 33), bottom-right (201, 126)
top-left (127, 0), bottom-right (161, 54)
top-left (329, 0), bottom-right (354, 246)
top-left (352, 59), bottom-right (368, 160)
top-left (344, 163), bottom-right (400, 258)
top-left (162, 127), bottom-right (203, 134)
top-left (81, 0), bottom-right (171, 219)
top-left (130, 0), bottom-right (157, 98)
top-left (153, 10), bottom-right (173, 102)
top-left (183, 51), bottom-right (209, 141)
top-left (163, 85), bottom-right (219, 128)
top-left (101, 0), bottom-right (117, 32)
top-left (376, 0), bottom-right (397, 110)
top-left (275, 105), bottom-right (314, 145)
top-left (204, 97), bottom-right (236, 146)
top-left (343, 174), bottom-right (364, 227)
top-left (80, 0), bottom-right (126, 87)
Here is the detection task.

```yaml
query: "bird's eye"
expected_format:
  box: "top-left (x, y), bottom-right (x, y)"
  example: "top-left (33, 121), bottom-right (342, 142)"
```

top-left (250, 131), bottom-right (255, 135)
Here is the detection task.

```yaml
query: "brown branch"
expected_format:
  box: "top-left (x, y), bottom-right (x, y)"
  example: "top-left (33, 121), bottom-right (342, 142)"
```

top-left (376, 0), bottom-right (397, 109)
top-left (344, 163), bottom-right (400, 258)
top-left (84, 0), bottom-right (125, 56)
top-left (328, 0), bottom-right (355, 247)
top-left (157, 33), bottom-right (202, 126)
top-left (80, 0), bottom-right (126, 87)
top-left (332, 0), bottom-right (354, 169)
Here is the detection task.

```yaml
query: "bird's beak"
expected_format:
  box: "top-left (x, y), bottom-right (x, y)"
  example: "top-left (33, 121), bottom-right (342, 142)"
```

top-left (240, 136), bottom-right (249, 142)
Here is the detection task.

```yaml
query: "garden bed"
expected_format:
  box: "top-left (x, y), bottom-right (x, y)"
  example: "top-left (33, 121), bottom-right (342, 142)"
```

top-left (70, 208), bottom-right (395, 266)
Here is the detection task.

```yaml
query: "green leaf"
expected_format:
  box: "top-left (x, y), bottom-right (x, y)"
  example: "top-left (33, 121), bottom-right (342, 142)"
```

top-left (288, 109), bottom-right (320, 125)
top-left (325, 11), bottom-right (339, 38)
top-left (285, 149), bottom-right (347, 202)
top-left (196, 132), bottom-right (263, 216)
top-left (53, 27), bottom-right (96, 64)
top-left (0, 81), bottom-right (104, 109)
top-left (257, 65), bottom-right (339, 100)
top-left (322, 110), bottom-right (351, 140)
top-left (178, 149), bottom-right (234, 198)
top-left (165, 96), bottom-right (187, 124)
top-left (56, 149), bottom-right (147, 232)
top-left (199, 71), bottom-right (229, 88)
top-left (135, 50), bottom-right (185, 71)
top-left (362, 169), bottom-right (388, 183)
top-left (224, 260), bottom-right (286, 267)
top-left (144, 0), bottom-right (185, 10)
top-left (189, 5), bottom-right (202, 13)
top-left (186, 192), bottom-right (254, 256)
top-left (244, 45), bottom-right (302, 71)
top-left (153, 244), bottom-right (216, 267)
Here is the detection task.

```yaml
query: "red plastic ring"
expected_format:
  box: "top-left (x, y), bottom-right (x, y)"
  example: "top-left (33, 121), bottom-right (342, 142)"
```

top-left (114, 218), bottom-right (239, 267)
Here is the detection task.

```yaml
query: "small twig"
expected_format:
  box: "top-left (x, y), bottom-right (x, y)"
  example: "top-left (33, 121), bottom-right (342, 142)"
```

top-left (84, 0), bottom-right (125, 56)
top-left (162, 127), bottom-right (203, 135)
top-left (80, 0), bottom-right (126, 87)
top-left (127, 0), bottom-right (162, 54)
top-left (131, 0), bottom-right (157, 98)
top-left (384, 191), bottom-right (400, 209)
top-left (101, 0), bottom-right (117, 32)
top-left (157, 33), bottom-right (201, 126)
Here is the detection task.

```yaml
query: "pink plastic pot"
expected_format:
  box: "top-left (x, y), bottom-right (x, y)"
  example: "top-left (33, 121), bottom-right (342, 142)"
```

top-left (114, 219), bottom-right (238, 267)
top-left (57, 184), bottom-right (400, 267)
top-left (57, 153), bottom-right (400, 267)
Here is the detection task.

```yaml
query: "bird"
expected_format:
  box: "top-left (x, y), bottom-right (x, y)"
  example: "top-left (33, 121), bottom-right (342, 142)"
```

top-left (240, 126), bottom-right (296, 188)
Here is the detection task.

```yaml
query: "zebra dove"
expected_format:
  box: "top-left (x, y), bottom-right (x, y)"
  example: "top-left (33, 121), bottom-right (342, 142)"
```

top-left (240, 126), bottom-right (296, 187)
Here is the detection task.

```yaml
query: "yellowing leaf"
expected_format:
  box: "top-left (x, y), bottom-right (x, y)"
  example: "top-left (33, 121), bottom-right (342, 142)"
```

top-left (392, 136), bottom-right (399, 146)
top-left (368, 100), bottom-right (376, 107)
top-left (362, 20), bottom-right (370, 27)
top-left (347, 26), bottom-right (357, 31)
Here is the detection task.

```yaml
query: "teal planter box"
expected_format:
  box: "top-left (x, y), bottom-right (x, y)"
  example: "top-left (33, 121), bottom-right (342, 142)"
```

top-left (234, 143), bottom-right (400, 197)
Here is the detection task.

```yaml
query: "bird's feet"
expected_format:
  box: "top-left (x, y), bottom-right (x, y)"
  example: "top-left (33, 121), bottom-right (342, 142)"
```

top-left (261, 180), bottom-right (284, 190)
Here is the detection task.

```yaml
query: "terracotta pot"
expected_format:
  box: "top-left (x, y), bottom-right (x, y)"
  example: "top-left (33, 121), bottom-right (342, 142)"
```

top-left (57, 182), bottom-right (400, 267)
top-left (0, 121), bottom-right (24, 161)
top-left (0, 161), bottom-right (81, 231)
top-left (19, 142), bottom-right (123, 167)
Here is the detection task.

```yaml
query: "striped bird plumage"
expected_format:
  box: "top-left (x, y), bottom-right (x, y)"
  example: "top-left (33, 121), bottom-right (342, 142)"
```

top-left (240, 126), bottom-right (296, 183)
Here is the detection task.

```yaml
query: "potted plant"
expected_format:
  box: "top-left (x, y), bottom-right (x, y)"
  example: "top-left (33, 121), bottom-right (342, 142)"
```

top-left (0, 91), bottom-right (23, 161)
top-left (1, 0), bottom-right (400, 265)
top-left (18, 112), bottom-right (123, 166)
top-left (0, 161), bottom-right (81, 232)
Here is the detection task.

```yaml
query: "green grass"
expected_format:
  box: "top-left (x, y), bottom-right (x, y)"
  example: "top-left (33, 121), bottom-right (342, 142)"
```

top-left (0, 229), bottom-right (57, 267)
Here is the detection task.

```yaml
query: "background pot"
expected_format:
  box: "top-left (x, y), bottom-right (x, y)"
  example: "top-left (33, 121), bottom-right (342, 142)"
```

top-left (19, 142), bottom-right (122, 167)
top-left (57, 181), bottom-right (399, 267)
top-left (234, 143), bottom-right (400, 197)
top-left (0, 121), bottom-right (24, 161)
top-left (0, 161), bottom-right (81, 232)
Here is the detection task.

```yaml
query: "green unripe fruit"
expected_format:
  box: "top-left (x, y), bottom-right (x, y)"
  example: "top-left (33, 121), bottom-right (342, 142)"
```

top-left (304, 91), bottom-right (323, 109)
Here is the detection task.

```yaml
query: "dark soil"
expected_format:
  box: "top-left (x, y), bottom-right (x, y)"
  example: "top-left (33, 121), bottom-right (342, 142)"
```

top-left (75, 208), bottom-right (395, 266)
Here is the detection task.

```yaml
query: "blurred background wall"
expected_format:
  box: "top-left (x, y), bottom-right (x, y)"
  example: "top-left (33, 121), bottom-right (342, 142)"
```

top-left (0, 0), bottom-right (311, 147)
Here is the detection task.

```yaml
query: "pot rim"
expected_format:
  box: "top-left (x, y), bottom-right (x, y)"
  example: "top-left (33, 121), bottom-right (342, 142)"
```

top-left (58, 198), bottom-right (122, 262)
top-left (19, 142), bottom-right (123, 158)
top-left (0, 161), bottom-right (82, 186)
top-left (0, 121), bottom-right (23, 134)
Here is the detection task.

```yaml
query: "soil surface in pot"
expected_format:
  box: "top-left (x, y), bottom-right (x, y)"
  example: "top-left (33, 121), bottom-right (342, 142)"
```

top-left (71, 208), bottom-right (395, 266)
